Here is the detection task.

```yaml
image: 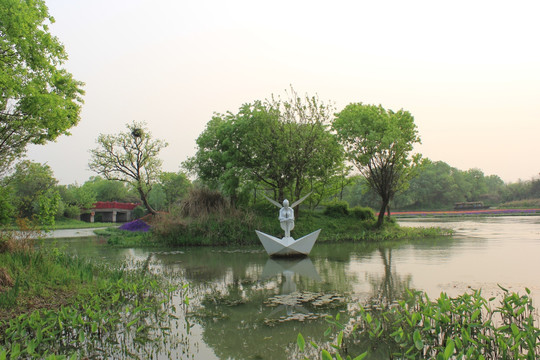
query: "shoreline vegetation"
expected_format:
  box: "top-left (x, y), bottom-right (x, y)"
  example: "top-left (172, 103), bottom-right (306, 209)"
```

top-left (95, 207), bottom-right (455, 248)
top-left (299, 287), bottom-right (540, 359)
top-left (392, 208), bottom-right (540, 218)
top-left (0, 228), bottom-right (182, 359)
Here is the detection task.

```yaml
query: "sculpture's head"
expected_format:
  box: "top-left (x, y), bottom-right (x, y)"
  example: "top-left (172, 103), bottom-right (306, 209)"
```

top-left (283, 199), bottom-right (289, 208)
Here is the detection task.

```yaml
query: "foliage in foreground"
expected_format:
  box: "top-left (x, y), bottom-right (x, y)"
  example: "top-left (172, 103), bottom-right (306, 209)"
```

top-left (299, 288), bottom-right (540, 360)
top-left (0, 243), bottom-right (183, 359)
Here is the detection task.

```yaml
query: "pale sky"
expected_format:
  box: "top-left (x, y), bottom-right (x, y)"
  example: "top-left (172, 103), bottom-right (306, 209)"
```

top-left (27, 0), bottom-right (540, 185)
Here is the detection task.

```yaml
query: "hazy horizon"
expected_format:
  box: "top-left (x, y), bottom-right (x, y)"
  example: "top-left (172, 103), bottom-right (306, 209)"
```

top-left (26, 0), bottom-right (540, 185)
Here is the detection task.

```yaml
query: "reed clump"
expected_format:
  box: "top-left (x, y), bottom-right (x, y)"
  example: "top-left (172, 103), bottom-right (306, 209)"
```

top-left (152, 187), bottom-right (261, 246)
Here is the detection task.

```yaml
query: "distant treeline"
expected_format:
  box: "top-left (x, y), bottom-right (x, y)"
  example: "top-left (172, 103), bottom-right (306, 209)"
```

top-left (0, 160), bottom-right (191, 225)
top-left (341, 160), bottom-right (540, 211)
top-left (1, 158), bottom-right (538, 226)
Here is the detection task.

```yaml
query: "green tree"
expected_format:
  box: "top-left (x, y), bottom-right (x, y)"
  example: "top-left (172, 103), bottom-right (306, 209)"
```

top-left (0, 186), bottom-right (15, 224)
top-left (59, 184), bottom-right (96, 209)
top-left (186, 89), bottom-right (346, 211)
top-left (35, 188), bottom-right (60, 226)
top-left (333, 103), bottom-right (421, 227)
top-left (159, 171), bottom-right (191, 208)
top-left (7, 160), bottom-right (58, 219)
top-left (89, 121), bottom-right (167, 215)
top-left (0, 0), bottom-right (84, 174)
top-left (148, 184), bottom-right (166, 211)
top-left (184, 112), bottom-right (245, 206)
top-left (396, 160), bottom-right (464, 210)
top-left (82, 176), bottom-right (133, 202)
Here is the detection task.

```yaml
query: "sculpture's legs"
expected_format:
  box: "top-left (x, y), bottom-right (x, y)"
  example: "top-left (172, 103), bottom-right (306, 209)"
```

top-left (280, 220), bottom-right (295, 238)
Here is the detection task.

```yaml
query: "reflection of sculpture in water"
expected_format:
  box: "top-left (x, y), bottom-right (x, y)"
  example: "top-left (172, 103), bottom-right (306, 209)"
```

top-left (279, 199), bottom-right (294, 238)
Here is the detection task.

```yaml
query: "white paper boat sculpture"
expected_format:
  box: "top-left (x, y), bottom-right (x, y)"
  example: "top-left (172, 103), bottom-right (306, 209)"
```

top-left (256, 193), bottom-right (321, 257)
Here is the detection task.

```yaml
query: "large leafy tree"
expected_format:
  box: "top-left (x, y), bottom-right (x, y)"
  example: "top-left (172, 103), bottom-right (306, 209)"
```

top-left (186, 90), bottom-right (346, 211)
top-left (184, 112), bottom-right (246, 206)
top-left (81, 176), bottom-right (135, 203)
top-left (89, 121), bottom-right (167, 215)
top-left (159, 171), bottom-right (191, 208)
top-left (0, 0), bottom-right (84, 174)
top-left (6, 160), bottom-right (58, 219)
top-left (244, 91), bottom-right (345, 208)
top-left (333, 103), bottom-right (421, 227)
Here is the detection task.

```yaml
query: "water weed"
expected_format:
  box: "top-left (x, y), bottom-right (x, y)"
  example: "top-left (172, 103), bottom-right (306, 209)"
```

top-left (299, 288), bottom-right (540, 359)
top-left (0, 249), bottom-right (183, 359)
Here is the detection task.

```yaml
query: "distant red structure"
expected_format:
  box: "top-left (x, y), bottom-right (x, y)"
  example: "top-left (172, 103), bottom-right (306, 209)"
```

top-left (93, 202), bottom-right (139, 210)
top-left (81, 202), bottom-right (140, 223)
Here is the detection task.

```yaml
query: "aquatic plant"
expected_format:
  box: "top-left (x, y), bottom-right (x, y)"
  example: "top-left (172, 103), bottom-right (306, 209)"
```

top-left (298, 287), bottom-right (540, 359)
top-left (0, 257), bottom-right (182, 359)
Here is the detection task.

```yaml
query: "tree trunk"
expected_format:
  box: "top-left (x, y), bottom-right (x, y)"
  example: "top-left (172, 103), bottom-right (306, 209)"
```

top-left (138, 187), bottom-right (156, 216)
top-left (377, 198), bottom-right (389, 228)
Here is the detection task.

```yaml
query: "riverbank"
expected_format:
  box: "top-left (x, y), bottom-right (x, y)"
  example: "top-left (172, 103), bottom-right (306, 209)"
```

top-left (0, 240), bottom-right (181, 358)
top-left (0, 218), bottom-right (117, 231)
top-left (392, 208), bottom-right (540, 218)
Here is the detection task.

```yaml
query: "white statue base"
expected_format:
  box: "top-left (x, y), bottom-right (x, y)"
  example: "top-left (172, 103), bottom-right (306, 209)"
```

top-left (255, 229), bottom-right (321, 257)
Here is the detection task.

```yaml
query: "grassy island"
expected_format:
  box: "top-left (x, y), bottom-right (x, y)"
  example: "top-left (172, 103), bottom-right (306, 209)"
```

top-left (96, 197), bottom-right (452, 248)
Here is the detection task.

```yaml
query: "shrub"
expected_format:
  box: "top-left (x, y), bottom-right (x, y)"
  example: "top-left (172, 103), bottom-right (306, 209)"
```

top-left (324, 200), bottom-right (350, 217)
top-left (180, 187), bottom-right (228, 218)
top-left (132, 206), bottom-right (146, 219)
top-left (152, 207), bottom-right (260, 246)
top-left (64, 205), bottom-right (81, 219)
top-left (350, 206), bottom-right (375, 221)
top-left (118, 219), bottom-right (150, 232)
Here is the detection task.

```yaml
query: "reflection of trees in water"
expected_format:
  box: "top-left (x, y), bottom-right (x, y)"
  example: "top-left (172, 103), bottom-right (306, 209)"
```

top-left (367, 248), bottom-right (412, 307)
top-left (147, 244), bottom-right (415, 359)
top-left (192, 257), bottom-right (354, 360)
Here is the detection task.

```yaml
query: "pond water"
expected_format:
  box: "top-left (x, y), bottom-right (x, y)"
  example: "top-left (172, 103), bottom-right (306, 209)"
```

top-left (52, 216), bottom-right (540, 359)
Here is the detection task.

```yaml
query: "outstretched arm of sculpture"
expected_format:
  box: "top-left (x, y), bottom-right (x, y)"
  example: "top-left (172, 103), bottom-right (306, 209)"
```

top-left (263, 192), bottom-right (312, 209)
top-left (263, 194), bottom-right (282, 208)
top-left (290, 192), bottom-right (312, 208)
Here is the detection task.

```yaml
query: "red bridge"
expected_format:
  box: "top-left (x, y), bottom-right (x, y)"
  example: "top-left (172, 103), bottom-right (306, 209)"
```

top-left (81, 202), bottom-right (140, 223)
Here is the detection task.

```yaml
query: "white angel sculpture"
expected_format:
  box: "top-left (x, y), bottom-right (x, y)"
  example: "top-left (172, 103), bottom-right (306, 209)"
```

top-left (263, 193), bottom-right (311, 239)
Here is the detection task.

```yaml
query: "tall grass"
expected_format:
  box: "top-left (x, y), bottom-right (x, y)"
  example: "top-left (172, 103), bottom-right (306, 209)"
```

top-left (0, 249), bottom-right (182, 358)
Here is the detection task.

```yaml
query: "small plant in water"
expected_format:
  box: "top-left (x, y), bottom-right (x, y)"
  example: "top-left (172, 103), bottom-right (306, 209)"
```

top-left (298, 287), bottom-right (540, 359)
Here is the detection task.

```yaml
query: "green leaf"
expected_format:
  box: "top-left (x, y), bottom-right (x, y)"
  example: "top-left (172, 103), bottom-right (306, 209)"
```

top-left (337, 331), bottom-right (343, 347)
top-left (413, 329), bottom-right (423, 350)
top-left (352, 352), bottom-right (368, 360)
top-left (322, 349), bottom-right (333, 360)
top-left (444, 339), bottom-right (455, 360)
top-left (297, 333), bottom-right (305, 352)
top-left (511, 323), bottom-right (519, 337)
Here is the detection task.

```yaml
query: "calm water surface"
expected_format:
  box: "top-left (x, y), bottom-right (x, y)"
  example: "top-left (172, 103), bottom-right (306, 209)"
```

top-left (53, 216), bottom-right (540, 359)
